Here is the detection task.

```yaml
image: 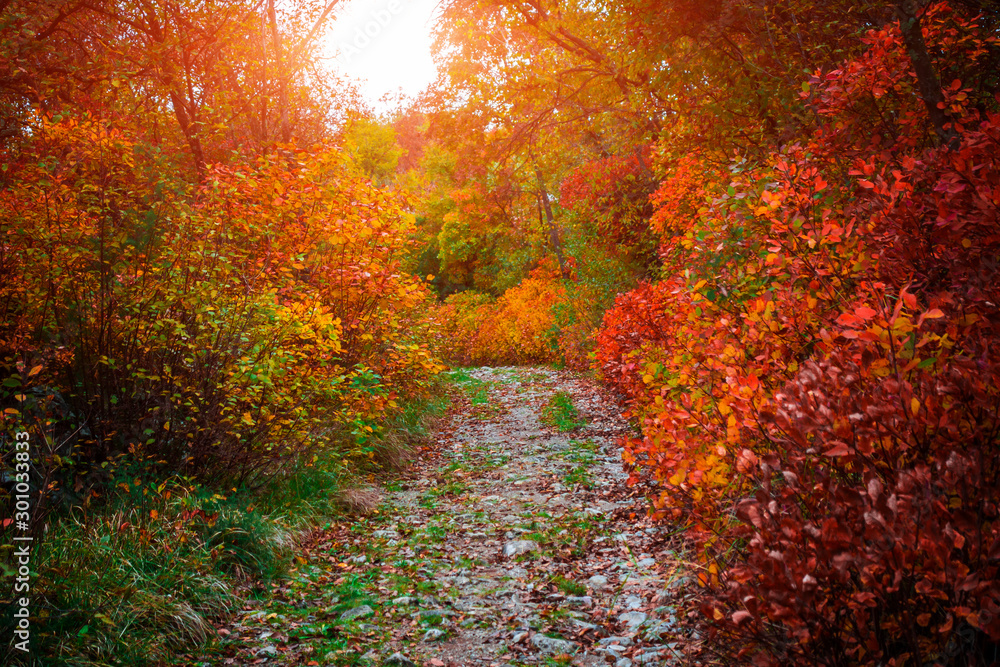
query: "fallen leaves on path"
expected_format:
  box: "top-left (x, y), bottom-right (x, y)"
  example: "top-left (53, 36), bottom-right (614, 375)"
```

top-left (196, 367), bottom-right (702, 667)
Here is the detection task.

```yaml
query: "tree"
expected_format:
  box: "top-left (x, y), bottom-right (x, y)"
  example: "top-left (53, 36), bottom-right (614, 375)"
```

top-left (0, 0), bottom-right (347, 179)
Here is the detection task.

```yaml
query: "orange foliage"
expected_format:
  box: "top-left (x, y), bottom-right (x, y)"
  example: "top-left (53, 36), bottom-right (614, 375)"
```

top-left (0, 114), bottom-right (444, 485)
top-left (438, 259), bottom-right (569, 365)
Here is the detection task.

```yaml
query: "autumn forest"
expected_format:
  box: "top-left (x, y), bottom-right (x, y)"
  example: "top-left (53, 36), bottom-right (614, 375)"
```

top-left (2, 0), bottom-right (1000, 665)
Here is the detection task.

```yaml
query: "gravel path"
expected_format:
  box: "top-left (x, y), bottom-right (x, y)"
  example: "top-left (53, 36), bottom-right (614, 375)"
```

top-left (207, 367), bottom-right (698, 667)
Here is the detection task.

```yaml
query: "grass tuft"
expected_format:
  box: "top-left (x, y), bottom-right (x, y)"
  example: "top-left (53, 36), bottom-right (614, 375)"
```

top-left (540, 391), bottom-right (587, 432)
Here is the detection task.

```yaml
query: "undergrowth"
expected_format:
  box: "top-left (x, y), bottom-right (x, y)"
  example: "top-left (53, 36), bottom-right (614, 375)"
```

top-left (0, 386), bottom-right (450, 666)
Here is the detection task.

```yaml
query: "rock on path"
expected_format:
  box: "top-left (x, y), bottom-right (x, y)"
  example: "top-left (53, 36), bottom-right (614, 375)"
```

top-left (208, 367), bottom-right (698, 666)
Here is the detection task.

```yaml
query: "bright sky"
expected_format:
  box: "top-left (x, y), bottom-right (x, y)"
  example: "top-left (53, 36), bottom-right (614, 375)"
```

top-left (324, 0), bottom-right (442, 111)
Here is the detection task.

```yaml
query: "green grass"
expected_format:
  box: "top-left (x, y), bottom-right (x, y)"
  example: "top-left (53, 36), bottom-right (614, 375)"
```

top-left (516, 510), bottom-right (608, 558)
top-left (562, 439), bottom-right (598, 464)
top-left (540, 391), bottom-right (587, 432)
top-left (550, 574), bottom-right (587, 596)
top-left (429, 480), bottom-right (468, 497)
top-left (443, 368), bottom-right (504, 419)
top-left (563, 464), bottom-right (594, 488)
top-left (328, 573), bottom-right (378, 619)
top-left (15, 481), bottom-right (280, 665)
top-left (443, 368), bottom-right (489, 404)
top-left (2, 387), bottom-right (452, 666)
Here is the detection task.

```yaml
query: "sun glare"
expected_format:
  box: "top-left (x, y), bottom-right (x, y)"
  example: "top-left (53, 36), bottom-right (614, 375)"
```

top-left (324, 0), bottom-right (441, 111)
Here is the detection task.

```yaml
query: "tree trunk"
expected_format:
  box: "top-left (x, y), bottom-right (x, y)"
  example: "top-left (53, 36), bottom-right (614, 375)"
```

top-left (894, 0), bottom-right (956, 146)
top-left (267, 0), bottom-right (290, 143)
top-left (534, 166), bottom-right (569, 280)
top-left (169, 88), bottom-right (206, 181)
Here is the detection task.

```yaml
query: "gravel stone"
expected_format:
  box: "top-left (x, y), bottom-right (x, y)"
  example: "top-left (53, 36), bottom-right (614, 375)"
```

top-left (383, 653), bottom-right (418, 667)
top-left (422, 629), bottom-right (446, 642)
top-left (618, 611), bottom-right (648, 630)
top-left (531, 633), bottom-right (579, 654)
top-left (502, 539), bottom-right (539, 558)
top-left (339, 605), bottom-right (374, 622)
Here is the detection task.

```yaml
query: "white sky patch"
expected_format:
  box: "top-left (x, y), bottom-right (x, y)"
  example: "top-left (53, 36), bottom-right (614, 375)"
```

top-left (323, 0), bottom-right (441, 111)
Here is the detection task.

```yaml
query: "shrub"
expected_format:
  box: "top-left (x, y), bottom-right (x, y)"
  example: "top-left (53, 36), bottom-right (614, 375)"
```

top-left (593, 4), bottom-right (1000, 663)
top-left (0, 115), bottom-right (444, 496)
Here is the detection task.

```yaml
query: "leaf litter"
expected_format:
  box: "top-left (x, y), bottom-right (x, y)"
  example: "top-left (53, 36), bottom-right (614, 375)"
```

top-left (191, 367), bottom-right (702, 667)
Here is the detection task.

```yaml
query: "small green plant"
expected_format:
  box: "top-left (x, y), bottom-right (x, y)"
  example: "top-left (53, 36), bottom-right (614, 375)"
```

top-left (563, 464), bottom-right (593, 489)
top-left (540, 392), bottom-right (586, 432)
top-left (562, 439), bottom-right (598, 464)
top-left (424, 524), bottom-right (448, 542)
top-left (430, 480), bottom-right (468, 497)
top-left (551, 574), bottom-right (587, 596)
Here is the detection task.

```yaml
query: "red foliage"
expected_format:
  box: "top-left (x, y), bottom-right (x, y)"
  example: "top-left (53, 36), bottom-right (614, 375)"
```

top-left (594, 4), bottom-right (1000, 663)
top-left (559, 147), bottom-right (657, 250)
top-left (594, 280), bottom-right (676, 397)
top-left (710, 100), bottom-right (1000, 665)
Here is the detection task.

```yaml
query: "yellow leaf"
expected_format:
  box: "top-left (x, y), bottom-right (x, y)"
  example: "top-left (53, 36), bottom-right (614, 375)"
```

top-left (426, 274), bottom-right (435, 281)
top-left (642, 374), bottom-right (654, 384)
top-left (910, 398), bottom-right (920, 416)
top-left (28, 365), bottom-right (42, 377)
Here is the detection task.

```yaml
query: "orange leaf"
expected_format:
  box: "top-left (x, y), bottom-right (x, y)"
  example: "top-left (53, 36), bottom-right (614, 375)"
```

top-left (854, 306), bottom-right (877, 320)
top-left (938, 615), bottom-right (954, 633)
top-left (836, 312), bottom-right (859, 326)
